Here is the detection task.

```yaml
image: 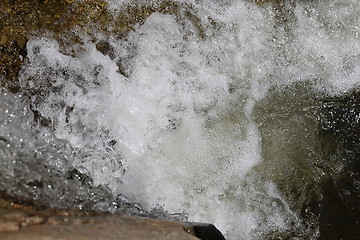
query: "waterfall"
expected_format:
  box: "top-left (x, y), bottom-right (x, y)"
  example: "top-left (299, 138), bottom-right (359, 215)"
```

top-left (1, 0), bottom-right (360, 239)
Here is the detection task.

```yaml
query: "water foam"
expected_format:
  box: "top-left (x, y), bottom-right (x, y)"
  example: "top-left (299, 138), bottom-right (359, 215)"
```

top-left (3, 0), bottom-right (360, 239)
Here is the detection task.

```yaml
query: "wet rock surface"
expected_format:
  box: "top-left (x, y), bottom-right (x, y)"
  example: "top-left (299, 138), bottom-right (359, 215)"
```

top-left (0, 0), bottom-right (73, 92)
top-left (0, 197), bottom-right (225, 240)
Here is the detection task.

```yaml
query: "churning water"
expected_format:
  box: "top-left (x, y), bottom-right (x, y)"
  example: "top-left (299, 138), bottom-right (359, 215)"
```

top-left (1, 0), bottom-right (360, 239)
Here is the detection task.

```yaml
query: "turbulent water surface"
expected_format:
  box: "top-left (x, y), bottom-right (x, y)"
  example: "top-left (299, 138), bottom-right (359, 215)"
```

top-left (1, 0), bottom-right (360, 239)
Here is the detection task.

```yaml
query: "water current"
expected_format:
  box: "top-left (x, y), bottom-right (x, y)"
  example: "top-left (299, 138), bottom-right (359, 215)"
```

top-left (1, 0), bottom-right (360, 239)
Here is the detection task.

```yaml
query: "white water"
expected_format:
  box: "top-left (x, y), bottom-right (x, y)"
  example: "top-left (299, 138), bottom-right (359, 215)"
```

top-left (2, 0), bottom-right (360, 239)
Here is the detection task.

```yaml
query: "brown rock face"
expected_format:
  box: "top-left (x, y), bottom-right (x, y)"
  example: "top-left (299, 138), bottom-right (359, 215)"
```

top-left (0, 0), bottom-right (73, 92)
top-left (0, 215), bottom-right (199, 240)
top-left (0, 197), bottom-right (226, 240)
top-left (0, 197), bottom-right (199, 240)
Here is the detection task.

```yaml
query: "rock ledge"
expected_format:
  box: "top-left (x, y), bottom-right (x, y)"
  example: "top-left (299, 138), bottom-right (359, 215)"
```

top-left (0, 198), bottom-right (225, 240)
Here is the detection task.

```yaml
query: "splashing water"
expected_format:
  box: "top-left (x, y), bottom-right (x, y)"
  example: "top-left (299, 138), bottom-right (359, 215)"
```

top-left (1, 0), bottom-right (360, 239)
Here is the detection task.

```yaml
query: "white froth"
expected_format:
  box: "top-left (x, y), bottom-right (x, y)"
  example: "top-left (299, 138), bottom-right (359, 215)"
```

top-left (11, 0), bottom-right (360, 239)
top-left (287, 0), bottom-right (360, 95)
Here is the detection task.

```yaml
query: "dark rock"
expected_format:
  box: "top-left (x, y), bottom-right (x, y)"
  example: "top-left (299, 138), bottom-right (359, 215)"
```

top-left (184, 222), bottom-right (226, 240)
